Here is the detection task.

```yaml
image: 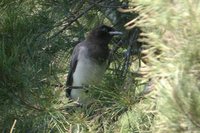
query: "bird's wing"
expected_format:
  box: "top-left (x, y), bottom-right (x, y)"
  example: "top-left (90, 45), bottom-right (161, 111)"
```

top-left (66, 45), bottom-right (80, 96)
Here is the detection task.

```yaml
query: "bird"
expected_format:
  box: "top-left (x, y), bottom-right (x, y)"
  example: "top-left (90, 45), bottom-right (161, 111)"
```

top-left (66, 25), bottom-right (122, 104)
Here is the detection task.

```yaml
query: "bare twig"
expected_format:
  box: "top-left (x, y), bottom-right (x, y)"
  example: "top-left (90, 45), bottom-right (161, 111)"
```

top-left (67, 86), bottom-right (85, 89)
top-left (10, 119), bottom-right (17, 133)
top-left (107, 39), bottom-right (123, 68)
top-left (121, 28), bottom-right (140, 77)
top-left (88, 1), bottom-right (123, 8)
top-left (48, 1), bottom-right (102, 39)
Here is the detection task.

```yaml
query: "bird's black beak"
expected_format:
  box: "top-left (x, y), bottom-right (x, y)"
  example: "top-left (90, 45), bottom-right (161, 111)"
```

top-left (109, 31), bottom-right (123, 35)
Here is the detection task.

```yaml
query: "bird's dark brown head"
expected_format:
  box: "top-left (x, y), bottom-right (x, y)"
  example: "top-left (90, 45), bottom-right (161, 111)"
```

top-left (87, 25), bottom-right (122, 45)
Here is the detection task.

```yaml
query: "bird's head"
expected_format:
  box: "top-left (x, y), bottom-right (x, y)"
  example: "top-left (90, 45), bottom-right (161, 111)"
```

top-left (87, 25), bottom-right (122, 44)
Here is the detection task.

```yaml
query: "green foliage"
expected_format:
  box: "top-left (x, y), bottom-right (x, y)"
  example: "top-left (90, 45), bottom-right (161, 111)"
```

top-left (1, 0), bottom-right (199, 132)
top-left (126, 0), bottom-right (200, 132)
top-left (1, 0), bottom-right (143, 132)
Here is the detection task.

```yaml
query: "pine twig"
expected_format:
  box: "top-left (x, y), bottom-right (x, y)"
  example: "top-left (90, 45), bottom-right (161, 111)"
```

top-left (48, 1), bottom-right (102, 39)
top-left (122, 28), bottom-right (140, 77)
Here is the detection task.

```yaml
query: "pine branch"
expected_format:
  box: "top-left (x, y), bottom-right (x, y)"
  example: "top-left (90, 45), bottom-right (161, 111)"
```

top-left (48, 1), bottom-right (102, 39)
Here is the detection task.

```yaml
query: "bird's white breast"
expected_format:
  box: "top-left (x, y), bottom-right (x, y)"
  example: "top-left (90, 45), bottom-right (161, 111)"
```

top-left (70, 46), bottom-right (106, 103)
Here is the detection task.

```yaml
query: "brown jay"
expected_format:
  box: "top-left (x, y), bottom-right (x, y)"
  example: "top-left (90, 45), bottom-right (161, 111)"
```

top-left (66, 25), bottom-right (122, 104)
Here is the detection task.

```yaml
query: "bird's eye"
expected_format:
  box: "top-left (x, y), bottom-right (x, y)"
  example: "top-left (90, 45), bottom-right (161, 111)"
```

top-left (101, 27), bottom-right (108, 32)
